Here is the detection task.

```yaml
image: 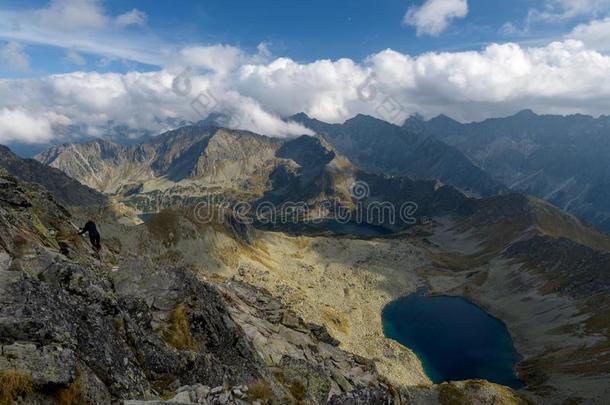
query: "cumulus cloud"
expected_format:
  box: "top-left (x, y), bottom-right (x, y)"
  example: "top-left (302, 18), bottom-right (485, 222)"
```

top-left (403, 0), bottom-right (468, 36)
top-left (569, 17), bottom-right (610, 51)
top-left (177, 45), bottom-right (246, 76)
top-left (3, 40), bottom-right (610, 144)
top-left (0, 41), bottom-right (29, 71)
top-left (0, 108), bottom-right (53, 143)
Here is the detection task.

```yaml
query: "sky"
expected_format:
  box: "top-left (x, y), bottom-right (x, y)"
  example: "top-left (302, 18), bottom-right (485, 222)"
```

top-left (1, 0), bottom-right (610, 145)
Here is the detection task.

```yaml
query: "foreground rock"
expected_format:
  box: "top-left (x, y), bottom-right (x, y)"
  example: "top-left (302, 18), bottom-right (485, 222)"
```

top-left (0, 173), bottom-right (403, 404)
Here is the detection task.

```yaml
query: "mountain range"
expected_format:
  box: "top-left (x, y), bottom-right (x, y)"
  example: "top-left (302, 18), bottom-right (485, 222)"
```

top-left (36, 109), bottom-right (610, 236)
top-left (405, 110), bottom-right (610, 233)
top-left (291, 113), bottom-right (506, 198)
top-left (1, 110), bottom-right (610, 403)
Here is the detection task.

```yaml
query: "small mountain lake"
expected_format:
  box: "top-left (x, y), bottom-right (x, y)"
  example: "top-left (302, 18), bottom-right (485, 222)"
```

top-left (382, 292), bottom-right (524, 388)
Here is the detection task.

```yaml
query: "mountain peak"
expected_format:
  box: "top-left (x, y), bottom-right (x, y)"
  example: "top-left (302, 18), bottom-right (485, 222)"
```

top-left (428, 113), bottom-right (460, 125)
top-left (437, 113), bottom-right (458, 122)
top-left (288, 112), bottom-right (312, 122)
top-left (346, 113), bottom-right (375, 122)
top-left (276, 135), bottom-right (335, 168)
top-left (404, 113), bottom-right (425, 123)
top-left (343, 114), bottom-right (396, 128)
top-left (514, 109), bottom-right (538, 118)
top-left (402, 114), bottom-right (427, 133)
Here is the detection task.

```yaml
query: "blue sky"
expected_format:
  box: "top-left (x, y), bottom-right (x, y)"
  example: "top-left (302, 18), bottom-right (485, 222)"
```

top-left (1, 0), bottom-right (610, 146)
top-left (0, 0), bottom-right (605, 77)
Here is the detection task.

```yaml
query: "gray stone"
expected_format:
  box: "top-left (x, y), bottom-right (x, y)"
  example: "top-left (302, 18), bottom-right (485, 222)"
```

top-left (194, 384), bottom-right (210, 402)
top-left (170, 390), bottom-right (192, 403)
top-left (0, 342), bottom-right (75, 386)
top-left (0, 250), bottom-right (11, 271)
top-left (280, 311), bottom-right (300, 329)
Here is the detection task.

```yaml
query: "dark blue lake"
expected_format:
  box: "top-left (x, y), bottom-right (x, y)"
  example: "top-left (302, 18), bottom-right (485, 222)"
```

top-left (382, 293), bottom-right (524, 388)
top-left (258, 220), bottom-right (393, 237)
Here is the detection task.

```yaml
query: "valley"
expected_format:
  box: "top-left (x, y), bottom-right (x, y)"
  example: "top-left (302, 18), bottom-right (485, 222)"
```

top-left (103, 205), bottom-right (609, 404)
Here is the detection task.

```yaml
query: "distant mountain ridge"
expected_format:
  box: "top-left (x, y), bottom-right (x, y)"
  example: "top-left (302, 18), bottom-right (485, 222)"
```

top-left (31, 110), bottom-right (610, 235)
top-left (35, 125), bottom-right (475, 231)
top-left (36, 126), bottom-right (283, 200)
top-left (291, 113), bottom-right (506, 198)
top-left (409, 110), bottom-right (610, 233)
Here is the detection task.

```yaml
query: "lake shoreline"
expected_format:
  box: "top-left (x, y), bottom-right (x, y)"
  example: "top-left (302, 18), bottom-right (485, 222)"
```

top-left (381, 292), bottom-right (524, 388)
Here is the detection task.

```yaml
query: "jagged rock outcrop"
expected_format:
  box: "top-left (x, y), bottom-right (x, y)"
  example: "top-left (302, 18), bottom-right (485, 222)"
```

top-left (0, 173), bottom-right (265, 402)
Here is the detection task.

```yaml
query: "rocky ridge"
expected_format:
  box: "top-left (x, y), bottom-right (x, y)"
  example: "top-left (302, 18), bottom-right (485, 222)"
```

top-left (0, 145), bottom-right (107, 208)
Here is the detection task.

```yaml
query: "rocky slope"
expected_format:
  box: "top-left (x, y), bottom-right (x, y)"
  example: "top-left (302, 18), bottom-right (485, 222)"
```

top-left (36, 126), bottom-right (282, 199)
top-left (27, 121), bottom-right (610, 403)
top-left (0, 145), bottom-right (107, 208)
top-left (0, 172), bottom-right (538, 404)
top-left (0, 173), bottom-right (409, 404)
top-left (408, 110), bottom-right (610, 233)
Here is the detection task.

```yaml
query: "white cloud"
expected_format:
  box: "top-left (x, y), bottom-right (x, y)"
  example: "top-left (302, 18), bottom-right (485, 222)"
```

top-left (0, 41), bottom-right (29, 71)
top-left (256, 42), bottom-right (272, 60)
top-left (177, 45), bottom-right (245, 75)
top-left (0, 108), bottom-right (53, 143)
top-left (35, 0), bottom-right (108, 31)
top-left (569, 17), bottom-right (610, 51)
top-left (3, 40), bottom-right (610, 143)
top-left (403, 0), bottom-right (468, 36)
top-left (115, 9), bottom-right (147, 28)
top-left (64, 49), bottom-right (85, 66)
top-left (0, 1), bottom-right (160, 66)
top-left (528, 0), bottom-right (610, 22)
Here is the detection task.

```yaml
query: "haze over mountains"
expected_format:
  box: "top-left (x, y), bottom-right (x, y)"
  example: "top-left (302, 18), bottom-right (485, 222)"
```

top-left (406, 110), bottom-right (610, 234)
